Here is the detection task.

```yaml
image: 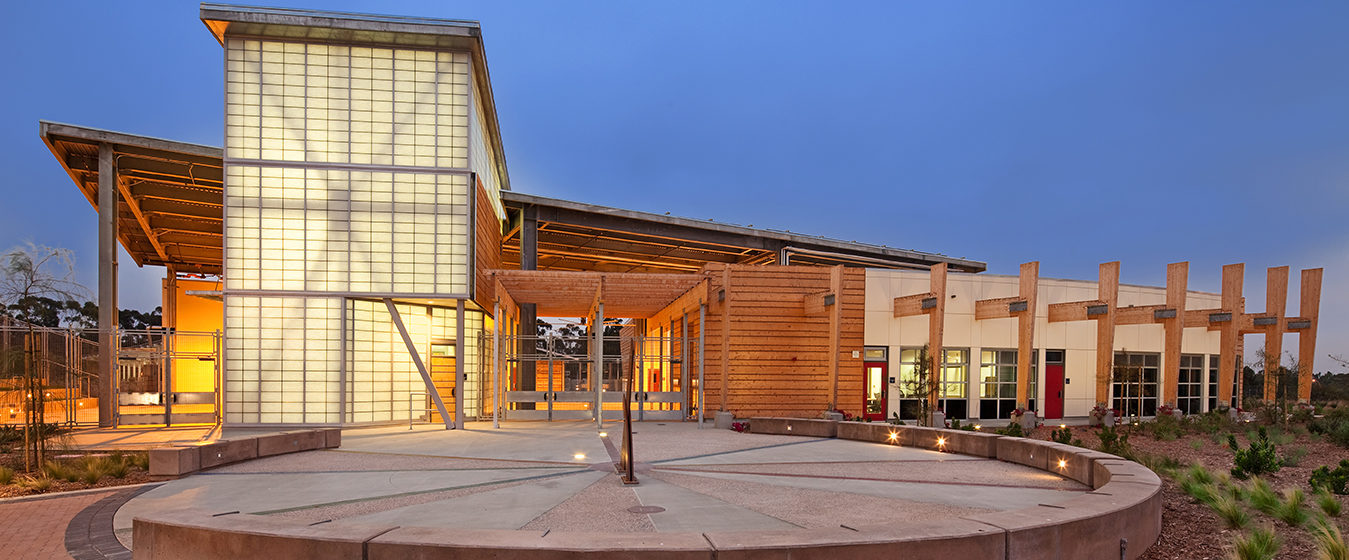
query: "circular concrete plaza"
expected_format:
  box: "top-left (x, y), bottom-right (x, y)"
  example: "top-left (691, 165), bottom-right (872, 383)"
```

top-left (114, 422), bottom-right (1088, 548)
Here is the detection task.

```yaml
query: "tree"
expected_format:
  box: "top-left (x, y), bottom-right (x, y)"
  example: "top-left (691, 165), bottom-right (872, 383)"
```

top-left (899, 345), bottom-right (938, 426)
top-left (0, 243), bottom-right (87, 471)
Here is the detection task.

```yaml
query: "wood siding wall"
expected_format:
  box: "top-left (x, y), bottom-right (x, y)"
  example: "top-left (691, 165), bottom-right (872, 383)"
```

top-left (700, 264), bottom-right (865, 419)
top-left (473, 178), bottom-right (503, 311)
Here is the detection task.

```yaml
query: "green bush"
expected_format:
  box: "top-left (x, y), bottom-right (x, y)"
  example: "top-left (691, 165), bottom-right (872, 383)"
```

top-left (1210, 492), bottom-right (1250, 529)
top-left (1285, 446), bottom-right (1310, 468)
top-left (1231, 527), bottom-right (1279, 560)
top-left (1311, 460), bottom-right (1349, 495)
top-left (1097, 425), bottom-right (1132, 457)
top-left (1248, 479), bottom-right (1280, 515)
top-left (997, 422), bottom-right (1024, 437)
top-left (1194, 409), bottom-right (1237, 435)
top-left (1311, 517), bottom-right (1349, 560)
top-left (1317, 488), bottom-right (1343, 518)
top-left (1229, 427), bottom-right (1283, 479)
top-left (1310, 407), bottom-right (1349, 447)
top-left (0, 466), bottom-right (13, 485)
top-left (1274, 488), bottom-right (1310, 527)
top-left (1187, 463), bottom-right (1216, 486)
top-left (1145, 415), bottom-right (1183, 441)
top-left (1180, 478), bottom-right (1217, 505)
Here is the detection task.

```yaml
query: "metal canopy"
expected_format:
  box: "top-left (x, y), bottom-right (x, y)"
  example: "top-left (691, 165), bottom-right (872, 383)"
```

top-left (40, 123), bottom-right (985, 278)
top-left (501, 191), bottom-right (986, 274)
top-left (40, 121), bottom-right (224, 275)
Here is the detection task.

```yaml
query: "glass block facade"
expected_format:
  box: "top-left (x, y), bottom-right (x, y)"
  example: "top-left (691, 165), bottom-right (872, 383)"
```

top-left (222, 35), bottom-right (486, 425)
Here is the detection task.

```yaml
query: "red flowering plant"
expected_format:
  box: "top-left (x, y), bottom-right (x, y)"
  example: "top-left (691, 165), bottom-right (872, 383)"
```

top-left (1156, 404), bottom-right (1178, 417)
top-left (730, 421), bottom-right (750, 433)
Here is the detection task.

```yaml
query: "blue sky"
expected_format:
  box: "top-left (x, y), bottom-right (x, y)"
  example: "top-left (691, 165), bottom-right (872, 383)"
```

top-left (0, 1), bottom-right (1344, 372)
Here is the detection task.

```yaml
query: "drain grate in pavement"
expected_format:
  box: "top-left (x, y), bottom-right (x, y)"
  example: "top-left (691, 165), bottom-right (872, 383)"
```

top-left (628, 505), bottom-right (665, 514)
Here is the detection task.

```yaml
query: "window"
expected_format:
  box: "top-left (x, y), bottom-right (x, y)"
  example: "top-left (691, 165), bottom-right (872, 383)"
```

top-left (1112, 352), bottom-right (1159, 418)
top-left (1208, 354), bottom-right (1219, 411)
top-left (979, 349), bottom-right (1037, 419)
top-left (1178, 354), bottom-right (1204, 415)
top-left (894, 347), bottom-right (925, 420)
top-left (941, 349), bottom-right (970, 419)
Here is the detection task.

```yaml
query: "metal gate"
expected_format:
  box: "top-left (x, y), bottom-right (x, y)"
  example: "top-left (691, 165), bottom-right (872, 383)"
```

top-left (115, 329), bottom-right (220, 426)
top-left (498, 327), bottom-right (700, 423)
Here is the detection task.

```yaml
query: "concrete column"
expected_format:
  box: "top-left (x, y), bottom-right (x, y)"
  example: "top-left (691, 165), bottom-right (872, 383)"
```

top-left (97, 143), bottom-right (118, 428)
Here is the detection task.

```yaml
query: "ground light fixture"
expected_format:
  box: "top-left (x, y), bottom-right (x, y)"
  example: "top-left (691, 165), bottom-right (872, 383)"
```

top-left (936, 436), bottom-right (947, 450)
top-left (573, 453), bottom-right (586, 460)
top-left (598, 431), bottom-right (608, 438)
top-left (1060, 424), bottom-right (1067, 429)
top-left (1057, 459), bottom-right (1068, 470)
top-left (886, 431), bottom-right (898, 444)
top-left (973, 424), bottom-right (981, 430)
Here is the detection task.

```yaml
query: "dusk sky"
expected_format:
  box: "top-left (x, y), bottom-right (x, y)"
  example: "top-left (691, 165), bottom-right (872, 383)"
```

top-left (0, 2), bottom-right (1344, 372)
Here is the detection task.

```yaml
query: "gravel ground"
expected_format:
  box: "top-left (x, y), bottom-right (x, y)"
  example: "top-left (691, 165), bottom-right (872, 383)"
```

top-left (649, 470), bottom-right (995, 528)
top-left (627, 424), bottom-right (807, 462)
top-left (659, 459), bottom-right (1083, 491)
top-left (269, 474), bottom-right (548, 524)
top-left (1023, 424), bottom-right (1349, 559)
top-left (209, 449), bottom-right (575, 474)
top-left (520, 474), bottom-right (656, 533)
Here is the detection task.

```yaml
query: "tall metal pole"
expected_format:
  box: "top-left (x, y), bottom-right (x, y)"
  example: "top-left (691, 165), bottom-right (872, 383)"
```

top-left (595, 302), bottom-right (604, 429)
top-left (492, 299), bottom-right (500, 429)
top-left (97, 143), bottom-right (118, 428)
top-left (455, 299), bottom-right (466, 430)
top-left (697, 304), bottom-right (706, 428)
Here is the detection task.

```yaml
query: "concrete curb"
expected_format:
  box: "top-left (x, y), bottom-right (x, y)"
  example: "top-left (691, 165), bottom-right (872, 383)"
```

top-left (129, 421), bottom-right (1162, 559)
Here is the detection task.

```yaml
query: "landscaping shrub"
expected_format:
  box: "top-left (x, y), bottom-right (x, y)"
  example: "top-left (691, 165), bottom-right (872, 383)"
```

top-left (1273, 488), bottom-right (1310, 527)
top-left (730, 421), bottom-right (749, 433)
top-left (1210, 493), bottom-right (1250, 529)
top-left (1096, 425), bottom-right (1132, 457)
top-left (1187, 463), bottom-right (1216, 486)
top-left (21, 475), bottom-right (53, 493)
top-left (1285, 446), bottom-right (1310, 468)
top-left (1050, 425), bottom-right (1082, 447)
top-left (1248, 479), bottom-right (1280, 515)
top-left (1180, 477), bottom-right (1217, 506)
top-left (1310, 407), bottom-right (1349, 447)
top-left (1310, 460), bottom-right (1349, 495)
top-left (1145, 415), bottom-right (1183, 441)
top-left (1194, 409), bottom-right (1237, 435)
top-left (1230, 527), bottom-right (1279, 560)
top-left (997, 422), bottom-right (1024, 437)
top-left (1311, 517), bottom-right (1349, 560)
top-left (1229, 427), bottom-right (1283, 479)
top-left (0, 466), bottom-right (13, 485)
top-left (1317, 488), bottom-right (1343, 518)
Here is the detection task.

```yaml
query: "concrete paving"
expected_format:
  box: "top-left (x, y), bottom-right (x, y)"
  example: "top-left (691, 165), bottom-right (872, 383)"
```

top-left (112, 420), bottom-right (1091, 548)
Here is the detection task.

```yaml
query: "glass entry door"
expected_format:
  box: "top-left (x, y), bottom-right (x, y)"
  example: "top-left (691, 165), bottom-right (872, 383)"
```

top-left (863, 361), bottom-right (888, 421)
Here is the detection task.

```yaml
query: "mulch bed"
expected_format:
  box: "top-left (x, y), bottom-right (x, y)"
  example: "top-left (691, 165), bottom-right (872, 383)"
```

top-left (1023, 423), bottom-right (1348, 559)
top-left (0, 450), bottom-right (154, 499)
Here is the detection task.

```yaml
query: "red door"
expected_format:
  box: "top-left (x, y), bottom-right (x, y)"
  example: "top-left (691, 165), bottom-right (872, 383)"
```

top-left (1044, 364), bottom-right (1065, 419)
top-left (864, 361), bottom-right (888, 421)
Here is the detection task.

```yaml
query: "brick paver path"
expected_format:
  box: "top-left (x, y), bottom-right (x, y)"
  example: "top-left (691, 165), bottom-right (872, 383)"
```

top-left (0, 490), bottom-right (117, 560)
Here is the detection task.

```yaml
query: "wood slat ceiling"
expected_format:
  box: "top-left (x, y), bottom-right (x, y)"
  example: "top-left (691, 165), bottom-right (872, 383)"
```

top-left (489, 269), bottom-right (704, 318)
top-left (41, 122), bottom-right (224, 275)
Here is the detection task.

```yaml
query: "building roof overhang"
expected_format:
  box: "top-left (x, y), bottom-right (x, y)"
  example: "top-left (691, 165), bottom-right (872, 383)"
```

top-left (40, 123), bottom-right (984, 278)
top-left (501, 191), bottom-right (986, 274)
top-left (40, 121), bottom-right (224, 275)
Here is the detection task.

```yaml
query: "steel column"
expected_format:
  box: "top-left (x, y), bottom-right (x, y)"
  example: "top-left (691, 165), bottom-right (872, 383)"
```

top-left (97, 143), bottom-right (118, 428)
top-left (383, 298), bottom-right (452, 429)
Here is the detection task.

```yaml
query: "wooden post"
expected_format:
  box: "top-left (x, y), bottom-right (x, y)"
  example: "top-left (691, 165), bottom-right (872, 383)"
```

top-left (1094, 262), bottom-right (1120, 406)
top-left (1262, 266), bottom-right (1288, 403)
top-left (720, 266), bottom-right (731, 412)
top-left (1296, 268), bottom-right (1322, 403)
top-left (1218, 264), bottom-right (1244, 408)
top-left (828, 265), bottom-right (842, 410)
top-left (1016, 262), bottom-right (1039, 409)
top-left (928, 263), bottom-right (947, 418)
top-left (1161, 262), bottom-right (1188, 407)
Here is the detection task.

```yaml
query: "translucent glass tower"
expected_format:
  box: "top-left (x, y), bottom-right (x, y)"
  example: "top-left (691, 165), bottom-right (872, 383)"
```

top-left (206, 5), bottom-right (505, 426)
